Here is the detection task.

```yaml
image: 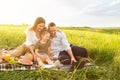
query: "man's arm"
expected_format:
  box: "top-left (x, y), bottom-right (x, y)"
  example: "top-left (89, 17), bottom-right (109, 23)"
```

top-left (66, 49), bottom-right (76, 64)
top-left (60, 32), bottom-right (76, 63)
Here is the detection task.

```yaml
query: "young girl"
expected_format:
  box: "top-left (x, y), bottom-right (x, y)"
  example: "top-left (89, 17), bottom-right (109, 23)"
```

top-left (34, 28), bottom-right (54, 67)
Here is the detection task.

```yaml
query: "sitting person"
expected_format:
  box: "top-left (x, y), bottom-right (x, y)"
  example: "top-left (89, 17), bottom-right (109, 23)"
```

top-left (48, 22), bottom-right (91, 66)
top-left (9, 17), bottom-right (46, 61)
top-left (48, 22), bottom-right (76, 64)
top-left (33, 28), bottom-right (54, 67)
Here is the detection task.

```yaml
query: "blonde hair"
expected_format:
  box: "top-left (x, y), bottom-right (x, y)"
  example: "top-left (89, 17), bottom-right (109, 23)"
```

top-left (40, 28), bottom-right (50, 39)
top-left (28, 17), bottom-right (46, 31)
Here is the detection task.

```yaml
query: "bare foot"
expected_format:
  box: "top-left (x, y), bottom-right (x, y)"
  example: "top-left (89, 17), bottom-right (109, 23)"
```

top-left (14, 57), bottom-right (19, 61)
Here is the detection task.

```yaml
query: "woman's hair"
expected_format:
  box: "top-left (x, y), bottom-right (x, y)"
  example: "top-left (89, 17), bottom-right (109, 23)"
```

top-left (40, 28), bottom-right (49, 39)
top-left (28, 17), bottom-right (46, 31)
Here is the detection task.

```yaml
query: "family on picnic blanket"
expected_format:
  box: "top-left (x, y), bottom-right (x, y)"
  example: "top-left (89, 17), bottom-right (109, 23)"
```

top-left (0, 17), bottom-right (92, 70)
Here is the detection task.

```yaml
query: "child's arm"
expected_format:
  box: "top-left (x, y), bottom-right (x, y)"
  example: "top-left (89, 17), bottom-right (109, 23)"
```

top-left (47, 47), bottom-right (53, 60)
top-left (35, 49), bottom-right (41, 58)
top-left (47, 47), bottom-right (51, 57)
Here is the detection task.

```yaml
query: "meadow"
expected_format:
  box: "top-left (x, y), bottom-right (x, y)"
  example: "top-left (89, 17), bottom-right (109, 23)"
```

top-left (0, 24), bottom-right (120, 80)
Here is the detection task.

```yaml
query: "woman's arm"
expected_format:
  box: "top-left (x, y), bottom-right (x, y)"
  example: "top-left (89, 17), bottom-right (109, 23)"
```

top-left (28, 45), bottom-right (37, 61)
top-left (28, 45), bottom-right (35, 55)
top-left (35, 49), bottom-right (41, 58)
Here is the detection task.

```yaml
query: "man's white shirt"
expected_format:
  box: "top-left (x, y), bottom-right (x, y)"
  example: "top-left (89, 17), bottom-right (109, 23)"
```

top-left (50, 31), bottom-right (71, 58)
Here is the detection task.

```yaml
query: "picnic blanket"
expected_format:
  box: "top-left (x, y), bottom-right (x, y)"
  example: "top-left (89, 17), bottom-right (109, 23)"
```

top-left (0, 63), bottom-right (38, 71)
top-left (0, 48), bottom-right (95, 72)
top-left (0, 49), bottom-right (38, 71)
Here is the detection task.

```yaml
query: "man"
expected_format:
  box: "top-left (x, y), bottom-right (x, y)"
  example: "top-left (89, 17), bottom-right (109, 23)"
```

top-left (48, 22), bottom-right (76, 64)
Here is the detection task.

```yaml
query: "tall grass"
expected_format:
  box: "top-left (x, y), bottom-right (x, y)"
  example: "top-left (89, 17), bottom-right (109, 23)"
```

top-left (0, 26), bottom-right (26, 48)
top-left (63, 30), bottom-right (120, 65)
top-left (0, 25), bottom-right (120, 80)
top-left (63, 29), bottom-right (120, 80)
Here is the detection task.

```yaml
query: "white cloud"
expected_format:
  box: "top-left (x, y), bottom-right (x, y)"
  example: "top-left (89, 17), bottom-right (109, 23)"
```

top-left (0, 0), bottom-right (120, 27)
top-left (75, 0), bottom-right (120, 18)
top-left (111, 0), bottom-right (120, 5)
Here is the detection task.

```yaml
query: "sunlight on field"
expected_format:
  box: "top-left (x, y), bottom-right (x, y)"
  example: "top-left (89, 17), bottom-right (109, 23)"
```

top-left (0, 25), bottom-right (27, 48)
top-left (63, 29), bottom-right (120, 65)
top-left (0, 25), bottom-right (120, 80)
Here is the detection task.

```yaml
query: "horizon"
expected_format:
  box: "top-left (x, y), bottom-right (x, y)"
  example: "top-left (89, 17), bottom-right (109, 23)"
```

top-left (0, 0), bottom-right (120, 27)
top-left (0, 24), bottom-right (120, 28)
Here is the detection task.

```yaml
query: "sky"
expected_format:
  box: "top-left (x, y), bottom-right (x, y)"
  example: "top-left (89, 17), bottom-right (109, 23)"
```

top-left (0, 0), bottom-right (120, 27)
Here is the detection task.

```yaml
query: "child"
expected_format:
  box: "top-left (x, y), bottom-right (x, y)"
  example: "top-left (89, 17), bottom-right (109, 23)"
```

top-left (34, 29), bottom-right (54, 67)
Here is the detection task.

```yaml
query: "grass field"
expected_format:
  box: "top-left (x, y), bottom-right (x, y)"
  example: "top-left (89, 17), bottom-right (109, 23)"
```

top-left (0, 25), bottom-right (120, 80)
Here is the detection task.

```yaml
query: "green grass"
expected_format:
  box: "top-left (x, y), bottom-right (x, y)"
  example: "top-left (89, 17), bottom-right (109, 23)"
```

top-left (0, 25), bottom-right (120, 80)
top-left (0, 25), bottom-right (26, 48)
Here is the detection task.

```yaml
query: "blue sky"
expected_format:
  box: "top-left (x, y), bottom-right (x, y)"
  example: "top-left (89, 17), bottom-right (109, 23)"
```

top-left (0, 0), bottom-right (120, 27)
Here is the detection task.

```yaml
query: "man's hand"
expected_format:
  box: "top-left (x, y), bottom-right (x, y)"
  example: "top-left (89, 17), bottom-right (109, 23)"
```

top-left (71, 57), bottom-right (76, 64)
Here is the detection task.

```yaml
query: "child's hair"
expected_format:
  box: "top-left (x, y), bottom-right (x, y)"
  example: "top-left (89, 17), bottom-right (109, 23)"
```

top-left (40, 28), bottom-right (50, 39)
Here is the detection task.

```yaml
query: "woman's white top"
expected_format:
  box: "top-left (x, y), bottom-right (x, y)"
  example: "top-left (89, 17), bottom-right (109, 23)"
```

top-left (25, 30), bottom-right (40, 46)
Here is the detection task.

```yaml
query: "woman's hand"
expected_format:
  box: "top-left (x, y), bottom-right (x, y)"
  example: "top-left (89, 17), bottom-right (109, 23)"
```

top-left (33, 55), bottom-right (37, 62)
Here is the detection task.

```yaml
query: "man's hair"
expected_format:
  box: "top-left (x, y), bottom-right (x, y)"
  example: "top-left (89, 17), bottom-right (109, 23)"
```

top-left (48, 22), bottom-right (56, 27)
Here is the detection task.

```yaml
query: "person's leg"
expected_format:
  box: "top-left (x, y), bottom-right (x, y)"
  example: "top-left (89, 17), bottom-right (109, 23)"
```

top-left (36, 57), bottom-right (44, 67)
top-left (0, 51), bottom-right (3, 62)
top-left (69, 58), bottom-right (87, 72)
top-left (45, 55), bottom-right (54, 65)
top-left (10, 43), bottom-right (26, 58)
top-left (71, 46), bottom-right (88, 57)
top-left (20, 52), bottom-right (33, 61)
top-left (58, 51), bottom-right (71, 65)
top-left (71, 46), bottom-right (92, 61)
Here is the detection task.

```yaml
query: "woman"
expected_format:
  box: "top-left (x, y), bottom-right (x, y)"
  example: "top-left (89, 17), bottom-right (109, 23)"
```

top-left (10, 17), bottom-right (46, 61)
